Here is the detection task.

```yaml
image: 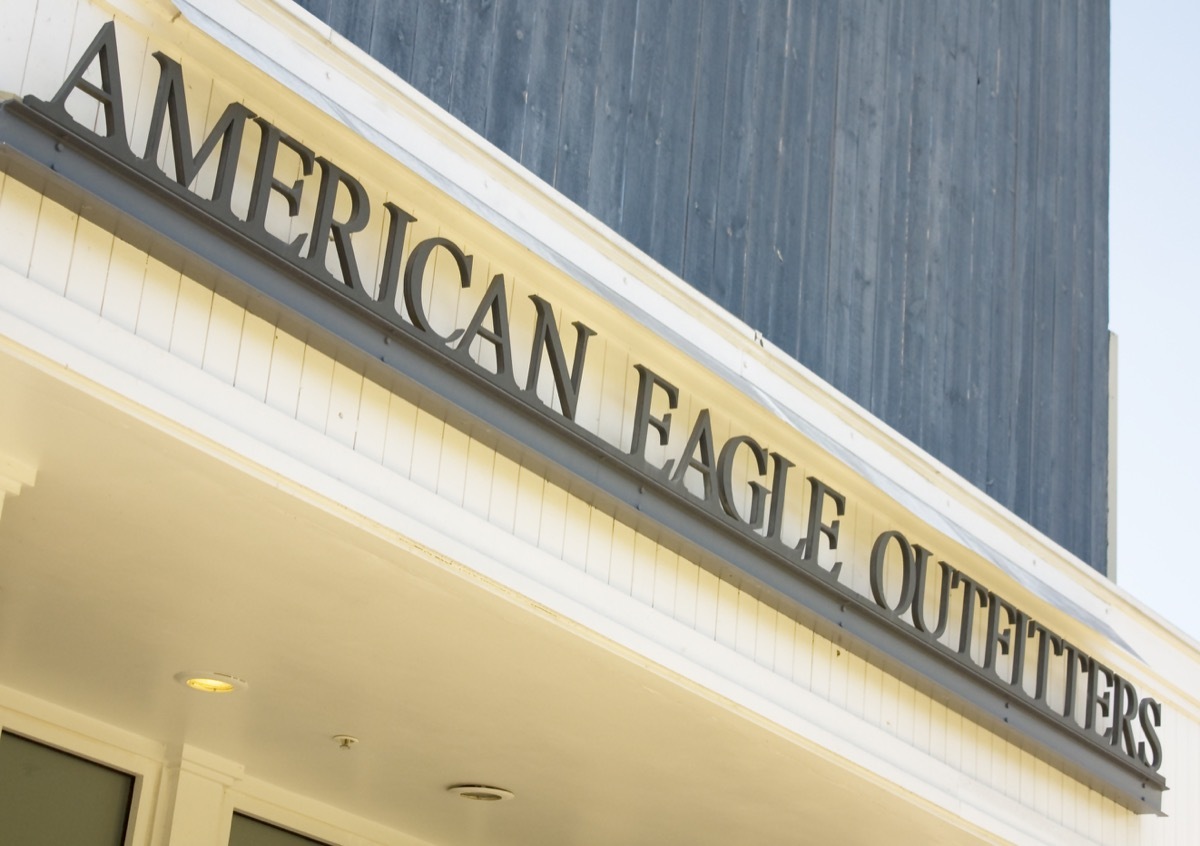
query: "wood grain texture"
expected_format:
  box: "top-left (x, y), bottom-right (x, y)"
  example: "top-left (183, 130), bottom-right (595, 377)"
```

top-left (285, 1), bottom-right (1110, 571)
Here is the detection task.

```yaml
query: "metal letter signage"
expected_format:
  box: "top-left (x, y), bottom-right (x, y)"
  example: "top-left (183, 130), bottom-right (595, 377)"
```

top-left (0, 23), bottom-right (1166, 813)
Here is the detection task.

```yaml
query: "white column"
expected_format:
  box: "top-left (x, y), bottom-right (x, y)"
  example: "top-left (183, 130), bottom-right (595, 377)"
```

top-left (152, 745), bottom-right (244, 846)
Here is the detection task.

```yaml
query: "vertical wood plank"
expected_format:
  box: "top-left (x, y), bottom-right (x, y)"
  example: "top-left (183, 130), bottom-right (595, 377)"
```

top-left (233, 310), bottom-right (275, 403)
top-left (99, 237), bottom-right (147, 333)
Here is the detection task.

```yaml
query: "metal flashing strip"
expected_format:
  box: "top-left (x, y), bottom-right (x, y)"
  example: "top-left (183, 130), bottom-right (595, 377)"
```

top-left (0, 98), bottom-right (1166, 814)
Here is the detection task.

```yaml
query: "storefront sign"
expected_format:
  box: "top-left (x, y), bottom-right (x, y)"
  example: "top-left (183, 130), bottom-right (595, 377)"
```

top-left (6, 22), bottom-right (1166, 811)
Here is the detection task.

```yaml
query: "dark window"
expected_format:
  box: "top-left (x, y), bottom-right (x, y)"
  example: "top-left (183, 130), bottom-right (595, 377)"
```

top-left (229, 813), bottom-right (332, 846)
top-left (0, 732), bottom-right (134, 846)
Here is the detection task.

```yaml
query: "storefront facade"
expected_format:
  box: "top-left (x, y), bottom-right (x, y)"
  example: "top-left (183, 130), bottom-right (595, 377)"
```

top-left (0, 1), bottom-right (1196, 844)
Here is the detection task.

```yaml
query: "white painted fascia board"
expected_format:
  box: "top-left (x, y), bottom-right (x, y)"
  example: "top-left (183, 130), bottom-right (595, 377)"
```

top-left (118, 0), bottom-right (1200, 673)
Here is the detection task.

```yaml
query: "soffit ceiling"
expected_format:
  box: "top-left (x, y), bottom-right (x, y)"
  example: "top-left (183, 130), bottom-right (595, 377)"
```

top-left (0, 343), bottom-right (990, 846)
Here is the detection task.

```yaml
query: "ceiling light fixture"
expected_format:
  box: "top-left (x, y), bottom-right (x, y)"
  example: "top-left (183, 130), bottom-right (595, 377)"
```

top-left (447, 784), bottom-right (514, 802)
top-left (174, 670), bottom-right (247, 694)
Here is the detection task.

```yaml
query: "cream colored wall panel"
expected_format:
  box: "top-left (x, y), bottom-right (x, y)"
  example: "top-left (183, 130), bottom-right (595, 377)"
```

top-left (325, 360), bottom-right (364, 450)
top-left (670, 553), bottom-right (699, 629)
top-left (630, 532), bottom-right (657, 608)
top-left (408, 405), bottom-right (445, 493)
top-left (21, 0), bottom-right (81, 107)
top-left (713, 576), bottom-right (741, 652)
top-left (843, 651), bottom-right (868, 721)
top-left (201, 292), bottom-right (245, 385)
top-left (0, 0), bottom-right (37, 93)
top-left (233, 309), bottom-right (276, 403)
top-left (606, 518), bottom-right (637, 598)
top-left (560, 492), bottom-right (591, 572)
top-left (29, 198), bottom-right (77, 297)
top-left (0, 176), bottom-right (40, 277)
top-left (63, 216), bottom-right (112, 313)
top-left (461, 436), bottom-right (497, 522)
top-left (352, 376), bottom-right (391, 465)
top-left (694, 568), bottom-right (723, 643)
top-left (262, 324), bottom-right (305, 417)
top-left (100, 236), bottom-right (147, 332)
top-left (294, 343), bottom-right (334, 433)
top-left (135, 255), bottom-right (181, 349)
top-left (650, 545), bottom-right (679, 614)
top-left (535, 479), bottom-right (568, 561)
top-left (583, 508), bottom-right (614, 585)
top-left (168, 274), bottom-right (214, 367)
top-left (485, 451), bottom-right (519, 534)
top-left (512, 463), bottom-right (546, 548)
top-left (433, 421), bottom-right (469, 507)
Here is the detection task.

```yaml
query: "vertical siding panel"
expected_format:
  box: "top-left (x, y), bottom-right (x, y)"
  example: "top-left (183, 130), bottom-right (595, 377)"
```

top-left (537, 479), bottom-right (569, 561)
top-left (367, 0), bottom-right (420, 83)
top-left (511, 462), bottom-right (545, 546)
top-left (0, 0), bottom-right (36, 94)
top-left (22, 0), bottom-right (81, 106)
top-left (233, 311), bottom-right (275, 404)
top-left (843, 651), bottom-right (867, 720)
top-left (0, 177), bottom-right (43, 277)
top-left (607, 518), bottom-right (636, 596)
top-left (754, 601), bottom-right (777, 671)
top-left (168, 274), bottom-right (214, 368)
top-left (910, 689), bottom-right (932, 755)
top-left (861, 658), bottom-right (884, 728)
top-left (200, 293), bottom-right (245, 385)
top-left (629, 532), bottom-right (657, 607)
top-left (63, 217), bottom-right (113, 313)
top-left (678, 0), bottom-right (730, 290)
top-left (551, 0), bottom-right (603, 205)
top-left (733, 590), bottom-right (758, 659)
top-left (461, 437), bottom-right (497, 522)
top-left (740, 0), bottom-right (790, 333)
top-left (712, 578), bottom-right (740, 651)
top-left (434, 422), bottom-right (470, 506)
top-left (135, 256), bottom-right (181, 350)
top-left (408, 0), bottom-right (460, 109)
top-left (646, 0), bottom-right (701, 272)
top-left (409, 405), bottom-right (446, 492)
top-left (353, 376), bottom-right (392, 464)
top-left (263, 327), bottom-right (306, 418)
top-left (325, 360), bottom-right (364, 448)
top-left (294, 343), bottom-right (335, 432)
top-left (584, 509), bottom-right (614, 584)
top-left (809, 632), bottom-right (833, 700)
top-left (327, 0), bottom-right (380, 54)
top-left (791, 624), bottom-right (814, 691)
top-left (29, 199), bottom-right (78, 297)
top-left (771, 611), bottom-right (796, 681)
top-left (486, 451), bottom-right (520, 534)
top-left (504, 1), bottom-right (563, 184)
top-left (482, 0), bottom-right (530, 157)
top-left (446, 0), bottom-right (496, 136)
top-left (672, 556), bottom-right (699, 629)
top-left (651, 546), bottom-right (679, 617)
top-left (693, 568), bottom-right (719, 641)
top-left (708, 0), bottom-right (760, 315)
top-left (560, 493), bottom-right (591, 571)
top-left (99, 238), bottom-right (147, 333)
top-left (585, 0), bottom-right (637, 227)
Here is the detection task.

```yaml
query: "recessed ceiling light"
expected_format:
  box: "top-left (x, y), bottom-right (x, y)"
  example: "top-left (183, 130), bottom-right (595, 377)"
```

top-left (447, 784), bottom-right (514, 802)
top-left (174, 670), bottom-right (247, 693)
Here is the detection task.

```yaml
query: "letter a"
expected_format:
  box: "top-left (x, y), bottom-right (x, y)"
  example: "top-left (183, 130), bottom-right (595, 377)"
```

top-left (27, 22), bottom-right (130, 154)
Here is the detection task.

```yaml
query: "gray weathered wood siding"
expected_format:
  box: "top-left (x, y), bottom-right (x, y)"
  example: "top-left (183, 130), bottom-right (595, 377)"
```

top-left (292, 0), bottom-right (1111, 573)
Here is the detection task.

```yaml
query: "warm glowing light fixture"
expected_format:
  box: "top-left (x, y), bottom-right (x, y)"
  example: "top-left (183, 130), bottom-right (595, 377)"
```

top-left (174, 670), bottom-right (247, 693)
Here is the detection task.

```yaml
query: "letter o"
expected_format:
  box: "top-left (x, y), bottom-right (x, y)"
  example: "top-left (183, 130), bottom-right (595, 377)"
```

top-left (870, 530), bottom-right (917, 617)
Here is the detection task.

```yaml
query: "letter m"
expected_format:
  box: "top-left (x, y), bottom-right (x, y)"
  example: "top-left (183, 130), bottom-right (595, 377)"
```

top-left (143, 52), bottom-right (254, 212)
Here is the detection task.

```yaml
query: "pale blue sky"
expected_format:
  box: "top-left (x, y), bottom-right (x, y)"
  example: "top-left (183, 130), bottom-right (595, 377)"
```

top-left (1110, 1), bottom-right (1200, 641)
